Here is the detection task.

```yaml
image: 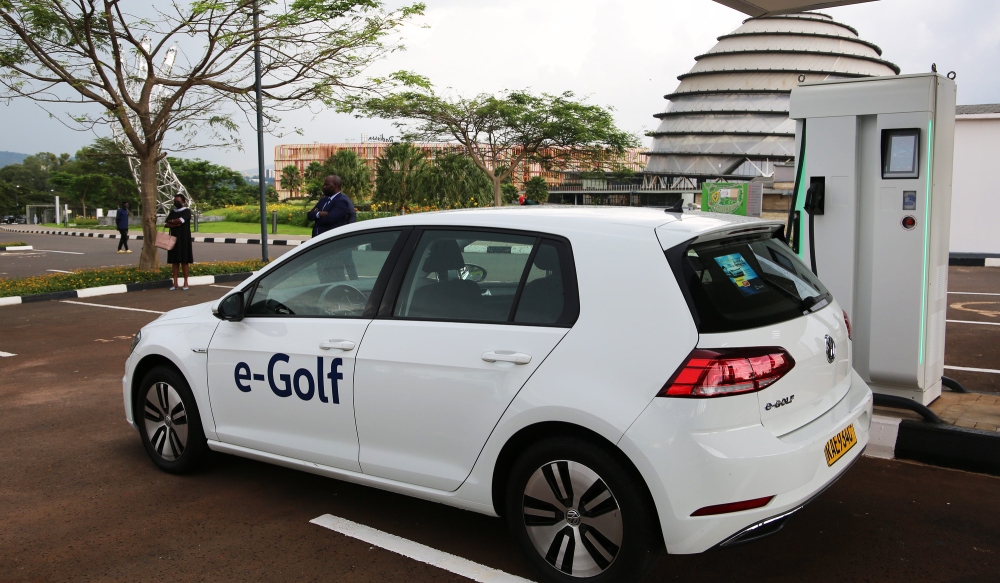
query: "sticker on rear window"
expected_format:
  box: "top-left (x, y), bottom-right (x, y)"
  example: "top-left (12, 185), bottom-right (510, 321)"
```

top-left (714, 253), bottom-right (767, 296)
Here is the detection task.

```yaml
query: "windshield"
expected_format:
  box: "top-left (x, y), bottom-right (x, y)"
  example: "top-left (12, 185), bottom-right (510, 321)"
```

top-left (669, 231), bottom-right (832, 333)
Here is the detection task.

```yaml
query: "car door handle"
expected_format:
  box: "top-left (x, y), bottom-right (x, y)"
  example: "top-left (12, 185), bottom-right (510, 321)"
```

top-left (482, 351), bottom-right (531, 365)
top-left (319, 339), bottom-right (356, 351)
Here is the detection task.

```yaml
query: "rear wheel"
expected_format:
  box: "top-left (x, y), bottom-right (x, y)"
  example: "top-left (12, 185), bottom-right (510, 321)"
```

top-left (134, 366), bottom-right (208, 474)
top-left (505, 437), bottom-right (662, 582)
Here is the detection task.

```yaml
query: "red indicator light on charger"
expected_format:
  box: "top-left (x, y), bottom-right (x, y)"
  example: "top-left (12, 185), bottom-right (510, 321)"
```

top-left (901, 216), bottom-right (917, 230)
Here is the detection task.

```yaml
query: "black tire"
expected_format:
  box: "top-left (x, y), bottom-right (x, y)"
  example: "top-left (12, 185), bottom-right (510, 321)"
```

top-left (505, 436), bottom-right (662, 583)
top-left (134, 365), bottom-right (209, 474)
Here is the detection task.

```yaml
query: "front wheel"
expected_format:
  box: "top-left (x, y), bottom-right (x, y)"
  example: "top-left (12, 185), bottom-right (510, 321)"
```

top-left (505, 437), bottom-right (662, 583)
top-left (134, 365), bottom-right (208, 474)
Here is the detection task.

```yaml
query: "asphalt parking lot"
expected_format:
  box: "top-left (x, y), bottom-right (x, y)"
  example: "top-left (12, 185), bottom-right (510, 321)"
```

top-left (0, 231), bottom-right (293, 278)
top-left (945, 266), bottom-right (1000, 393)
top-left (1, 264), bottom-right (999, 582)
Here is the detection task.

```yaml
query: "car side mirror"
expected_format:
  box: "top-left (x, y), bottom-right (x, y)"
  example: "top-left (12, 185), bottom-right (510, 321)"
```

top-left (214, 292), bottom-right (245, 321)
top-left (459, 264), bottom-right (487, 283)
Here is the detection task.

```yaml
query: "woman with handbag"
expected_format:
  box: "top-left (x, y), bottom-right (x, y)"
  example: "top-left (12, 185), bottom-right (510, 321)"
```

top-left (164, 194), bottom-right (194, 290)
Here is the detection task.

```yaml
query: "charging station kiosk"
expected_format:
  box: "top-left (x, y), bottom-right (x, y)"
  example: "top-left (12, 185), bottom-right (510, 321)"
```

top-left (787, 73), bottom-right (957, 405)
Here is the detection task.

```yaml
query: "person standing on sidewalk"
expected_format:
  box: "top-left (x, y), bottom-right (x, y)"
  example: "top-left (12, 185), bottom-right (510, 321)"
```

top-left (116, 201), bottom-right (132, 253)
top-left (307, 175), bottom-right (356, 237)
top-left (164, 195), bottom-right (193, 290)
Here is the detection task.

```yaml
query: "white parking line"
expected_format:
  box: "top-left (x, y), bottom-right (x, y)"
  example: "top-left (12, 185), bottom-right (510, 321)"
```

top-left (949, 291), bottom-right (1000, 296)
top-left (946, 319), bottom-right (1000, 326)
top-left (944, 365), bottom-right (1000, 375)
top-left (209, 284), bottom-right (235, 289)
top-left (46, 269), bottom-right (73, 273)
top-left (34, 249), bottom-right (84, 254)
top-left (60, 300), bottom-right (165, 314)
top-left (310, 514), bottom-right (533, 583)
top-left (0, 351), bottom-right (15, 357)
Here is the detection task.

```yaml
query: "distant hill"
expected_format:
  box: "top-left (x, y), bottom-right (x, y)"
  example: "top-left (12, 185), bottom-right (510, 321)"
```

top-left (0, 151), bottom-right (28, 168)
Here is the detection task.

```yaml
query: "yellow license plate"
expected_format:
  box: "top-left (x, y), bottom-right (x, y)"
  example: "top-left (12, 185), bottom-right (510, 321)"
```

top-left (823, 423), bottom-right (858, 467)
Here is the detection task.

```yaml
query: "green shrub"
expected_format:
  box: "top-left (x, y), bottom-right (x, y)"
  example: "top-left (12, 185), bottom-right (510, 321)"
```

top-left (217, 203), bottom-right (395, 226)
top-left (0, 260), bottom-right (267, 298)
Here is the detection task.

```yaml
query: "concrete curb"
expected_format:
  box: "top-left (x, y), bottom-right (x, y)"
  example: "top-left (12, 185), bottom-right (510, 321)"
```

top-left (866, 414), bottom-right (1000, 475)
top-left (0, 245), bottom-right (33, 251)
top-left (1, 227), bottom-right (305, 247)
top-left (0, 272), bottom-right (253, 307)
top-left (949, 252), bottom-right (1000, 267)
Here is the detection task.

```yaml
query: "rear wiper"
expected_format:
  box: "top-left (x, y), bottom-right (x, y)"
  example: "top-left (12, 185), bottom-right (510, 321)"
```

top-left (760, 274), bottom-right (827, 313)
top-left (800, 294), bottom-right (828, 313)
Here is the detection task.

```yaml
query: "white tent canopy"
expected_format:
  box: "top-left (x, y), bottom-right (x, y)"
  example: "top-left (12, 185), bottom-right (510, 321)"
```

top-left (712, 0), bottom-right (876, 17)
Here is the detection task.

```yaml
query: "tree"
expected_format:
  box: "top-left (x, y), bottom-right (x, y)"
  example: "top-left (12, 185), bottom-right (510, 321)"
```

top-left (280, 165), bottom-right (303, 199)
top-left (374, 142), bottom-right (429, 212)
top-left (0, 181), bottom-right (17, 214)
top-left (422, 150), bottom-right (492, 208)
top-left (72, 138), bottom-right (140, 209)
top-left (0, 0), bottom-right (424, 269)
top-left (303, 161), bottom-right (327, 199)
top-left (0, 152), bottom-right (69, 192)
top-left (349, 88), bottom-right (637, 206)
top-left (324, 149), bottom-right (372, 202)
top-left (168, 158), bottom-right (255, 209)
top-left (49, 171), bottom-right (110, 217)
top-left (501, 183), bottom-right (518, 205)
top-left (524, 176), bottom-right (548, 202)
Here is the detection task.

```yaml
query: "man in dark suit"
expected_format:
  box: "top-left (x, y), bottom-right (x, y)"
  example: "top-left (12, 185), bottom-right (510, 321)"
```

top-left (308, 175), bottom-right (357, 237)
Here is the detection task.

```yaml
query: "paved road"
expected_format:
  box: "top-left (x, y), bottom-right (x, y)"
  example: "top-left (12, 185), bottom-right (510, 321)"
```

top-left (0, 231), bottom-right (295, 278)
top-left (0, 287), bottom-right (998, 582)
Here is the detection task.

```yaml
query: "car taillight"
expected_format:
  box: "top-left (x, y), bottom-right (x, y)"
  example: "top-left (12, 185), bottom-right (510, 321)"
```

top-left (843, 310), bottom-right (852, 340)
top-left (658, 348), bottom-right (795, 398)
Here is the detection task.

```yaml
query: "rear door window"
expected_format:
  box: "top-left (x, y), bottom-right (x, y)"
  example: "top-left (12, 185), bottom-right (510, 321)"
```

top-left (391, 230), bottom-right (579, 326)
top-left (669, 232), bottom-right (832, 333)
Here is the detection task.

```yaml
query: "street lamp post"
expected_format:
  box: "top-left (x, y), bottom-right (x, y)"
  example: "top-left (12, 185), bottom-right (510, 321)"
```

top-left (253, 0), bottom-right (268, 263)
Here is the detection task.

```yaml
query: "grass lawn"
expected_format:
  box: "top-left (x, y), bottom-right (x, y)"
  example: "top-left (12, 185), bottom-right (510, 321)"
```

top-left (193, 221), bottom-right (312, 236)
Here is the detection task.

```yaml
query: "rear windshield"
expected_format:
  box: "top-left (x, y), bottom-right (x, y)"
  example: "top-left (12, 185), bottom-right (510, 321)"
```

top-left (667, 231), bottom-right (832, 333)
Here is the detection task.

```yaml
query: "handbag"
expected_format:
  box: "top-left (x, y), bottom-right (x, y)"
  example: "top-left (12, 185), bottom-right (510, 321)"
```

top-left (155, 227), bottom-right (176, 251)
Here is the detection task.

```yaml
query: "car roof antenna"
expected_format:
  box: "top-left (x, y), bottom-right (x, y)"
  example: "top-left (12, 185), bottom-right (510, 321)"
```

top-left (663, 198), bottom-right (684, 214)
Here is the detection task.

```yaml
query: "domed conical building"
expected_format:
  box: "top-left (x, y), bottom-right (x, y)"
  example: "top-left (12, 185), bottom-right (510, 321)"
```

top-left (644, 12), bottom-right (898, 189)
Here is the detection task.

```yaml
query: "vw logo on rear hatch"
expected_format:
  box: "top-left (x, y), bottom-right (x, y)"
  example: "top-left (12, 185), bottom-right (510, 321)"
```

top-left (825, 335), bottom-right (836, 363)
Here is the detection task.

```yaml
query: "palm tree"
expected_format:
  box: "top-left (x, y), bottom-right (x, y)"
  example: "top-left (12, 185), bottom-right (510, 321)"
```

top-left (280, 165), bottom-right (303, 198)
top-left (425, 151), bottom-right (493, 208)
top-left (375, 143), bottom-right (430, 213)
top-left (324, 150), bottom-right (373, 202)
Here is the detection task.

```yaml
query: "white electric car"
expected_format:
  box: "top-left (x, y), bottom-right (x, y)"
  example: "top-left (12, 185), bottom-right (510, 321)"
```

top-left (124, 207), bottom-right (872, 582)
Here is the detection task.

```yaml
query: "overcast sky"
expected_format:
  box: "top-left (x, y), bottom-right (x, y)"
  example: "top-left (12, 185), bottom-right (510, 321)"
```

top-left (1, 0), bottom-right (997, 171)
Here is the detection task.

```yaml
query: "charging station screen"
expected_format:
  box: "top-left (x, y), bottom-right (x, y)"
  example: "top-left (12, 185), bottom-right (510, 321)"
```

top-left (889, 135), bottom-right (917, 172)
top-left (714, 253), bottom-right (766, 296)
top-left (882, 129), bottom-right (920, 179)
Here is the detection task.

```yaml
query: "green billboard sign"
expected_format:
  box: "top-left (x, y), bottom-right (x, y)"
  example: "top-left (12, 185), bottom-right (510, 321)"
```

top-left (701, 182), bottom-right (749, 215)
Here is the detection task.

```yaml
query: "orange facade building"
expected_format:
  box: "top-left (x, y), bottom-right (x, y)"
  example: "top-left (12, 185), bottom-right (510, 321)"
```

top-left (273, 142), bottom-right (648, 200)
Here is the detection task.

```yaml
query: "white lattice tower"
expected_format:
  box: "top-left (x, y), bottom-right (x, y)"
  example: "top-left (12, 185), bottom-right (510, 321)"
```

top-left (102, 37), bottom-right (193, 215)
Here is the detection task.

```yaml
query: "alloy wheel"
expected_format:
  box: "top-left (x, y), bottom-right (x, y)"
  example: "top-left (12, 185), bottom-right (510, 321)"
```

top-left (522, 460), bottom-right (623, 578)
top-left (143, 382), bottom-right (189, 461)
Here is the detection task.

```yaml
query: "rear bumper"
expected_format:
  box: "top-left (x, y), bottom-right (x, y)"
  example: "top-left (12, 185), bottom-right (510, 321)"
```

top-left (714, 445), bottom-right (864, 547)
top-left (619, 369), bottom-right (873, 554)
